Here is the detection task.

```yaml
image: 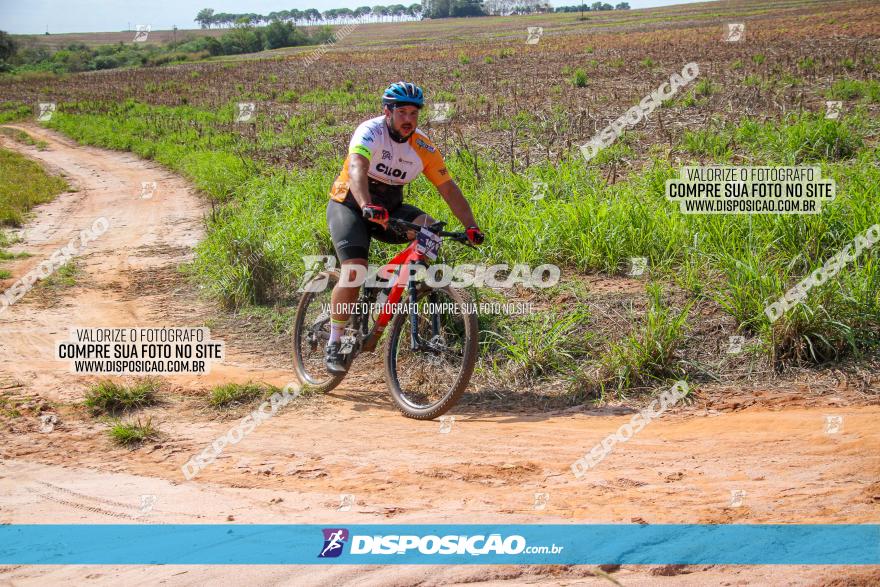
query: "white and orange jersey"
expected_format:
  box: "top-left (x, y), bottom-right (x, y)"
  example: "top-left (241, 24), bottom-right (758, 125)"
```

top-left (329, 115), bottom-right (451, 202)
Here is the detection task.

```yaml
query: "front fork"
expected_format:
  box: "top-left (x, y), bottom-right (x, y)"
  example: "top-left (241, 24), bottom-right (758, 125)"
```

top-left (408, 266), bottom-right (420, 350)
top-left (408, 262), bottom-right (441, 351)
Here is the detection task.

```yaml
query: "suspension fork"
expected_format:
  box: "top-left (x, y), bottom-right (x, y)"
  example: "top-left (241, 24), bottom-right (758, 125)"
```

top-left (409, 263), bottom-right (421, 350)
top-left (430, 291), bottom-right (440, 338)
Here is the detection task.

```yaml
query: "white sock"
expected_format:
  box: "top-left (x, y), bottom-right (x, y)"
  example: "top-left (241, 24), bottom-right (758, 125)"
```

top-left (329, 320), bottom-right (347, 344)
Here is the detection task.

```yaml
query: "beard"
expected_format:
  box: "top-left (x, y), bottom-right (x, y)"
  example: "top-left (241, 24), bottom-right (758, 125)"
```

top-left (395, 121), bottom-right (415, 138)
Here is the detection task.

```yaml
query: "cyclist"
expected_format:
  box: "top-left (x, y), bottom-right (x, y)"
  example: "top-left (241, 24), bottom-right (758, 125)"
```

top-left (324, 81), bottom-right (484, 374)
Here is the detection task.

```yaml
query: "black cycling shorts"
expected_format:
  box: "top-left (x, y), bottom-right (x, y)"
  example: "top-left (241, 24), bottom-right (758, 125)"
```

top-left (327, 199), bottom-right (427, 262)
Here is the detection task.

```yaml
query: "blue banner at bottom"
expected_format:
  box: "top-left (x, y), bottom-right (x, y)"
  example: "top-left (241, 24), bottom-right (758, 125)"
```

top-left (0, 524), bottom-right (876, 565)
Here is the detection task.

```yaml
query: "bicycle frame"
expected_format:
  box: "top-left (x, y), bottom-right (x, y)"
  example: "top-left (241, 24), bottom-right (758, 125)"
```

top-left (359, 238), bottom-right (427, 353)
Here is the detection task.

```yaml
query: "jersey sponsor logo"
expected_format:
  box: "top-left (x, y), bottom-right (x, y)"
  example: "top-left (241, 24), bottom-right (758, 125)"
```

top-left (415, 137), bottom-right (435, 153)
top-left (382, 150), bottom-right (392, 161)
top-left (376, 163), bottom-right (408, 180)
top-left (438, 168), bottom-right (448, 176)
top-left (398, 157), bottom-right (414, 164)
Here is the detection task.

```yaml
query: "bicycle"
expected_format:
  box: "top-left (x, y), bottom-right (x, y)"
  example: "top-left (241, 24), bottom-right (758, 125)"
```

top-left (292, 218), bottom-right (479, 420)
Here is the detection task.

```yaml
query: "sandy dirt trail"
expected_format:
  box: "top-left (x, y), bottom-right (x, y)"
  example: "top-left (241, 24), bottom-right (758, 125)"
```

top-left (0, 124), bottom-right (877, 586)
top-left (0, 123), bottom-right (292, 397)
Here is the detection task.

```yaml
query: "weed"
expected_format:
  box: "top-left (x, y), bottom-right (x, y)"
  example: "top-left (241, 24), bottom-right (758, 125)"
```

top-left (586, 283), bottom-right (692, 398)
top-left (208, 381), bottom-right (280, 408)
top-left (571, 68), bottom-right (588, 88)
top-left (108, 417), bottom-right (159, 447)
top-left (84, 379), bottom-right (161, 415)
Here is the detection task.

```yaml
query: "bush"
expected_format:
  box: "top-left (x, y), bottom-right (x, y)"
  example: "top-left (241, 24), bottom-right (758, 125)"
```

top-left (0, 30), bottom-right (18, 63)
top-left (221, 28), bottom-right (264, 55)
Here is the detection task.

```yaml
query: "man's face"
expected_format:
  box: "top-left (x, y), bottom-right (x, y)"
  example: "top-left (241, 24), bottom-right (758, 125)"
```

top-left (385, 104), bottom-right (419, 138)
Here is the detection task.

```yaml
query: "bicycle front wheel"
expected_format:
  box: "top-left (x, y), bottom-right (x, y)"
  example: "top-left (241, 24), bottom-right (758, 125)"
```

top-left (292, 270), bottom-right (345, 393)
top-left (383, 284), bottom-right (478, 420)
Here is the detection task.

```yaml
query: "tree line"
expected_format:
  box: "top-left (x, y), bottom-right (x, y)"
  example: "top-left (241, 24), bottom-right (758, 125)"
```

top-left (555, 2), bottom-right (630, 12)
top-left (195, 0), bottom-right (630, 26)
top-left (195, 6), bottom-right (423, 28)
top-left (0, 22), bottom-right (335, 74)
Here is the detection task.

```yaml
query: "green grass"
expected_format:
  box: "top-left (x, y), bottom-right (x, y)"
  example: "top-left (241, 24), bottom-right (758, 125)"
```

top-left (108, 417), bottom-right (159, 446)
top-left (208, 381), bottom-right (280, 408)
top-left (37, 259), bottom-right (80, 289)
top-left (570, 68), bottom-right (588, 88)
top-left (694, 78), bottom-right (716, 97)
top-left (827, 79), bottom-right (880, 102)
top-left (743, 74), bottom-right (765, 88)
top-left (485, 306), bottom-right (592, 381)
top-left (0, 393), bottom-right (23, 418)
top-left (797, 56), bottom-right (815, 71)
top-left (0, 127), bottom-right (49, 150)
top-left (0, 102), bottom-right (32, 124)
top-left (681, 128), bottom-right (732, 159)
top-left (0, 269), bottom-right (10, 279)
top-left (585, 283), bottom-right (692, 398)
top-left (84, 379), bottom-right (161, 415)
top-left (0, 147), bottom-right (69, 226)
top-left (39, 101), bottom-right (880, 377)
top-left (733, 114), bottom-right (864, 164)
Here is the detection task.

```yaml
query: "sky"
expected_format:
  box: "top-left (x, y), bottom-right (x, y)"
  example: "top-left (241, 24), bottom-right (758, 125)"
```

top-left (1, 0), bottom-right (710, 35)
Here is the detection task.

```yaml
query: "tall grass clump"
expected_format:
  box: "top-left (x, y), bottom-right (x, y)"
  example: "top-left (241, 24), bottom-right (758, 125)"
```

top-left (734, 113), bottom-right (864, 164)
top-left (84, 379), bottom-right (160, 415)
top-left (827, 79), bottom-right (880, 102)
top-left (208, 381), bottom-right (280, 408)
top-left (485, 307), bottom-right (592, 383)
top-left (581, 284), bottom-right (692, 398)
top-left (108, 417), bottom-right (159, 447)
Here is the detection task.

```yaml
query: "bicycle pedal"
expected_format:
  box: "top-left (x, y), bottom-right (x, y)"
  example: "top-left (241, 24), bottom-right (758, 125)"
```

top-left (339, 335), bottom-right (357, 355)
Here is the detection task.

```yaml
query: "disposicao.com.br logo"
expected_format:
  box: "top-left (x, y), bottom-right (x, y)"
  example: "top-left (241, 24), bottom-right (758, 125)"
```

top-left (319, 528), bottom-right (563, 558)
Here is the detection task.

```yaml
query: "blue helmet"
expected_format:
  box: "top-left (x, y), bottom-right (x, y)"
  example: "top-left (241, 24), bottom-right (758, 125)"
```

top-left (382, 81), bottom-right (424, 109)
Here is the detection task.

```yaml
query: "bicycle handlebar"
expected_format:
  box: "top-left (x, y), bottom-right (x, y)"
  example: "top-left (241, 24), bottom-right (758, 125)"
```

top-left (387, 218), bottom-right (473, 245)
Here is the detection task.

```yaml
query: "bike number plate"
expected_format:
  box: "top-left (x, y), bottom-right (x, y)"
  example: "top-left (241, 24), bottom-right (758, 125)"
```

top-left (416, 228), bottom-right (442, 260)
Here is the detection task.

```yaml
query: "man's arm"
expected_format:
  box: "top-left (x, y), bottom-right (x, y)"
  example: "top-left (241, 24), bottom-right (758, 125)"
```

top-left (436, 180), bottom-right (478, 228)
top-left (347, 153), bottom-right (372, 209)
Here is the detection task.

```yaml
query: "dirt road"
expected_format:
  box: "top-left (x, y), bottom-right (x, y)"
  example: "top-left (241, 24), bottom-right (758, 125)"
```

top-left (0, 124), bottom-right (877, 586)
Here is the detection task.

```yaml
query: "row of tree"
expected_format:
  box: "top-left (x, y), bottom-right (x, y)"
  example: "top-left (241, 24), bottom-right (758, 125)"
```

top-left (437, 0), bottom-right (630, 16)
top-left (555, 2), bottom-right (630, 12)
top-left (195, 0), bottom-right (630, 26)
top-left (195, 6), bottom-right (423, 28)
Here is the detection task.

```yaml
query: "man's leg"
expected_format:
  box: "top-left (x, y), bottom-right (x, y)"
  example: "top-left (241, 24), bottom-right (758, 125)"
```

top-left (329, 258), bottom-right (366, 344)
top-left (326, 200), bottom-right (372, 374)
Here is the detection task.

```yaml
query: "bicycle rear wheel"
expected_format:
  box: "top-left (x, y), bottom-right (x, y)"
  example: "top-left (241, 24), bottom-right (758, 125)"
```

top-left (383, 284), bottom-right (478, 420)
top-left (292, 270), bottom-right (345, 393)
